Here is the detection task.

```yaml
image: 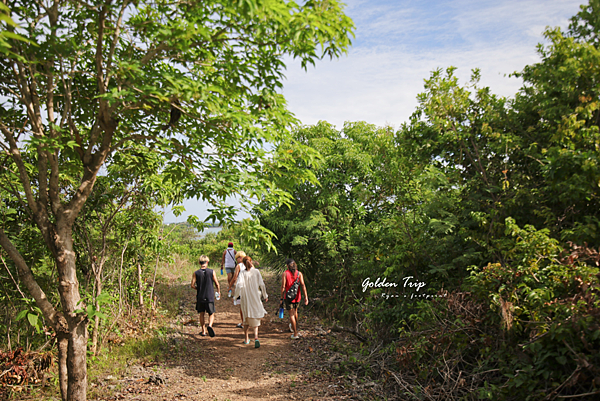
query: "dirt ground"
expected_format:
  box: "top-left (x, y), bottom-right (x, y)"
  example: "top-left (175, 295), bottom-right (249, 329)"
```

top-left (95, 270), bottom-right (381, 401)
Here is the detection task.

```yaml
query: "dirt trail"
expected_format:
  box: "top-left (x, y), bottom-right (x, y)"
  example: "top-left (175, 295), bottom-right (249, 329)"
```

top-left (103, 270), bottom-right (368, 401)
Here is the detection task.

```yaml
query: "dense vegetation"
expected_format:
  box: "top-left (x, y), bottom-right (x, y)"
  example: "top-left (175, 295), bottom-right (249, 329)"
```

top-left (0, 0), bottom-right (352, 400)
top-left (254, 2), bottom-right (600, 399)
top-left (1, 0), bottom-right (600, 400)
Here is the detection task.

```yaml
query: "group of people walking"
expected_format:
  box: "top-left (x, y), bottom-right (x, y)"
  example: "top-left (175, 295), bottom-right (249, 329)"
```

top-left (190, 242), bottom-right (308, 348)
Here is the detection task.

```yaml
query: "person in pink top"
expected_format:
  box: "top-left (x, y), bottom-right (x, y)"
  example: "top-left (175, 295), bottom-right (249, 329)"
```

top-left (280, 259), bottom-right (308, 339)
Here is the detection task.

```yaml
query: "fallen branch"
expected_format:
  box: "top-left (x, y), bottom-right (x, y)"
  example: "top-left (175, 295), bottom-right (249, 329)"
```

top-left (0, 367), bottom-right (14, 379)
top-left (330, 325), bottom-right (367, 343)
top-left (557, 390), bottom-right (600, 399)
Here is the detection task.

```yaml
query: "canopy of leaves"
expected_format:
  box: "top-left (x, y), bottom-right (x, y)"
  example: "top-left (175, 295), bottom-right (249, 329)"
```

top-left (255, 2), bottom-right (600, 398)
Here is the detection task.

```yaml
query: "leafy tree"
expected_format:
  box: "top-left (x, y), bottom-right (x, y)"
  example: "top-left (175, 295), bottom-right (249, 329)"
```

top-left (256, 3), bottom-right (600, 398)
top-left (510, 3), bottom-right (600, 244)
top-left (0, 1), bottom-right (353, 399)
top-left (73, 156), bottom-right (164, 355)
top-left (256, 122), bottom-right (437, 296)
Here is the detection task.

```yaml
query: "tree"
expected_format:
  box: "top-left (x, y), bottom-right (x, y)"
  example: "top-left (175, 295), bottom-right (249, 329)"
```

top-left (257, 122), bottom-right (417, 292)
top-left (511, 2), bottom-right (600, 244)
top-left (0, 1), bottom-right (353, 400)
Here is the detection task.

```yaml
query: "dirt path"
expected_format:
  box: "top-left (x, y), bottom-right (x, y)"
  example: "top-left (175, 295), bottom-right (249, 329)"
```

top-left (102, 270), bottom-right (373, 401)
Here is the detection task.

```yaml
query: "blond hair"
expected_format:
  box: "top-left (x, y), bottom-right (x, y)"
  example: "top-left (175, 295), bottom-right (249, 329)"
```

top-left (235, 251), bottom-right (247, 260)
top-left (199, 255), bottom-right (209, 265)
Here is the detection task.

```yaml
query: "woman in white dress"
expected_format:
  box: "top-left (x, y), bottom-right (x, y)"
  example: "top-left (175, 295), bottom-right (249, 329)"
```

top-left (234, 256), bottom-right (268, 348)
top-left (229, 251), bottom-right (247, 328)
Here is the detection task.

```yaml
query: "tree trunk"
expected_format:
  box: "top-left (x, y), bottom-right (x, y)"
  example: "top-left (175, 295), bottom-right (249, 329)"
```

top-left (57, 332), bottom-right (69, 401)
top-left (90, 275), bottom-right (102, 355)
top-left (55, 225), bottom-right (88, 401)
top-left (91, 314), bottom-right (100, 356)
top-left (137, 260), bottom-right (144, 308)
top-left (81, 219), bottom-right (109, 357)
top-left (118, 238), bottom-right (129, 311)
top-left (150, 253), bottom-right (160, 311)
top-left (66, 318), bottom-right (88, 401)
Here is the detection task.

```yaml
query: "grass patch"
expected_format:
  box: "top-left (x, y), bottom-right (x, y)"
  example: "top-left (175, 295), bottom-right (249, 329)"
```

top-left (154, 282), bottom-right (189, 317)
top-left (86, 334), bottom-right (169, 398)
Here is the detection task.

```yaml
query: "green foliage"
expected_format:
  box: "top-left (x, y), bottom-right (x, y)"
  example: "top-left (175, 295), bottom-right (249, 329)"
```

top-left (1, 5), bottom-right (354, 398)
top-left (163, 221), bottom-right (265, 270)
top-left (466, 220), bottom-right (600, 399)
top-left (0, 3), bottom-right (30, 57)
top-left (3, 1), bottom-right (600, 399)
top-left (15, 304), bottom-right (44, 334)
top-left (255, 2), bottom-right (600, 399)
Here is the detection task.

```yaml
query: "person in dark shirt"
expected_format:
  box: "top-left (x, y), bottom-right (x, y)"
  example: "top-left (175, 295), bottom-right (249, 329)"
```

top-left (191, 255), bottom-right (220, 337)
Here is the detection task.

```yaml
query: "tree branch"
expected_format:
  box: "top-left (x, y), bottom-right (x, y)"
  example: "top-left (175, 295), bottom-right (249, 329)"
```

top-left (46, 5), bottom-right (61, 217)
top-left (12, 50), bottom-right (56, 227)
top-left (0, 176), bottom-right (33, 220)
top-left (0, 124), bottom-right (58, 253)
top-left (65, 122), bottom-right (115, 227)
top-left (0, 227), bottom-right (61, 328)
top-left (330, 324), bottom-right (368, 343)
top-left (95, 5), bottom-right (107, 98)
top-left (105, 0), bottom-right (128, 89)
top-left (0, 124), bottom-right (38, 216)
top-left (140, 42), bottom-right (169, 65)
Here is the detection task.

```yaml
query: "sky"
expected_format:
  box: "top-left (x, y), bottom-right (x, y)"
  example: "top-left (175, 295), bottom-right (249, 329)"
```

top-left (164, 0), bottom-right (584, 223)
top-left (282, 0), bottom-right (583, 129)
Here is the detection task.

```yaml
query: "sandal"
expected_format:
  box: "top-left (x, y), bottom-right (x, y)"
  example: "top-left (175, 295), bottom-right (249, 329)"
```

top-left (200, 332), bottom-right (206, 337)
top-left (242, 340), bottom-right (250, 345)
top-left (207, 326), bottom-right (215, 337)
top-left (255, 339), bottom-right (260, 348)
top-left (236, 323), bottom-right (243, 328)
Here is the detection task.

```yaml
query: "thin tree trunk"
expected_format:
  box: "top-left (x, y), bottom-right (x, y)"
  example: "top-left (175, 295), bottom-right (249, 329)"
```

top-left (7, 318), bottom-right (11, 352)
top-left (90, 277), bottom-right (102, 356)
top-left (150, 253), bottom-right (160, 311)
top-left (137, 238), bottom-right (144, 308)
top-left (89, 257), bottom-right (104, 356)
top-left (137, 260), bottom-right (144, 308)
top-left (83, 225), bottom-right (105, 357)
top-left (118, 234), bottom-right (131, 311)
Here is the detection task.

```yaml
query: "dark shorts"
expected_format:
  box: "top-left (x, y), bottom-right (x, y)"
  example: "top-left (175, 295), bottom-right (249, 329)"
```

top-left (225, 267), bottom-right (235, 274)
top-left (196, 302), bottom-right (215, 315)
top-left (285, 300), bottom-right (299, 310)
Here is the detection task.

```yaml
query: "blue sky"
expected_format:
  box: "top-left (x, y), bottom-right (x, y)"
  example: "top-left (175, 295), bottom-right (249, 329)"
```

top-left (165, 0), bottom-right (584, 223)
top-left (282, 0), bottom-right (583, 129)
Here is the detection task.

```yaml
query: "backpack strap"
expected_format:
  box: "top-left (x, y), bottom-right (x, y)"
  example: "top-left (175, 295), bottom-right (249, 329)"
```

top-left (226, 249), bottom-right (236, 263)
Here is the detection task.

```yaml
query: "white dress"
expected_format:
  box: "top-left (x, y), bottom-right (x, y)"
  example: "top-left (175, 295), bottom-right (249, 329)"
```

top-left (234, 268), bottom-right (268, 326)
top-left (233, 263), bottom-right (245, 306)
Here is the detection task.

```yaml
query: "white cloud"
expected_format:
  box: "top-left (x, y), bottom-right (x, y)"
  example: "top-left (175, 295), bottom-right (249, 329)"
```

top-left (282, 0), bottom-right (583, 129)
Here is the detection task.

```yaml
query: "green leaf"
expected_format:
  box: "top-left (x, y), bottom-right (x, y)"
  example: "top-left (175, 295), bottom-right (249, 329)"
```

top-left (27, 313), bottom-right (39, 329)
top-left (15, 309), bottom-right (28, 321)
